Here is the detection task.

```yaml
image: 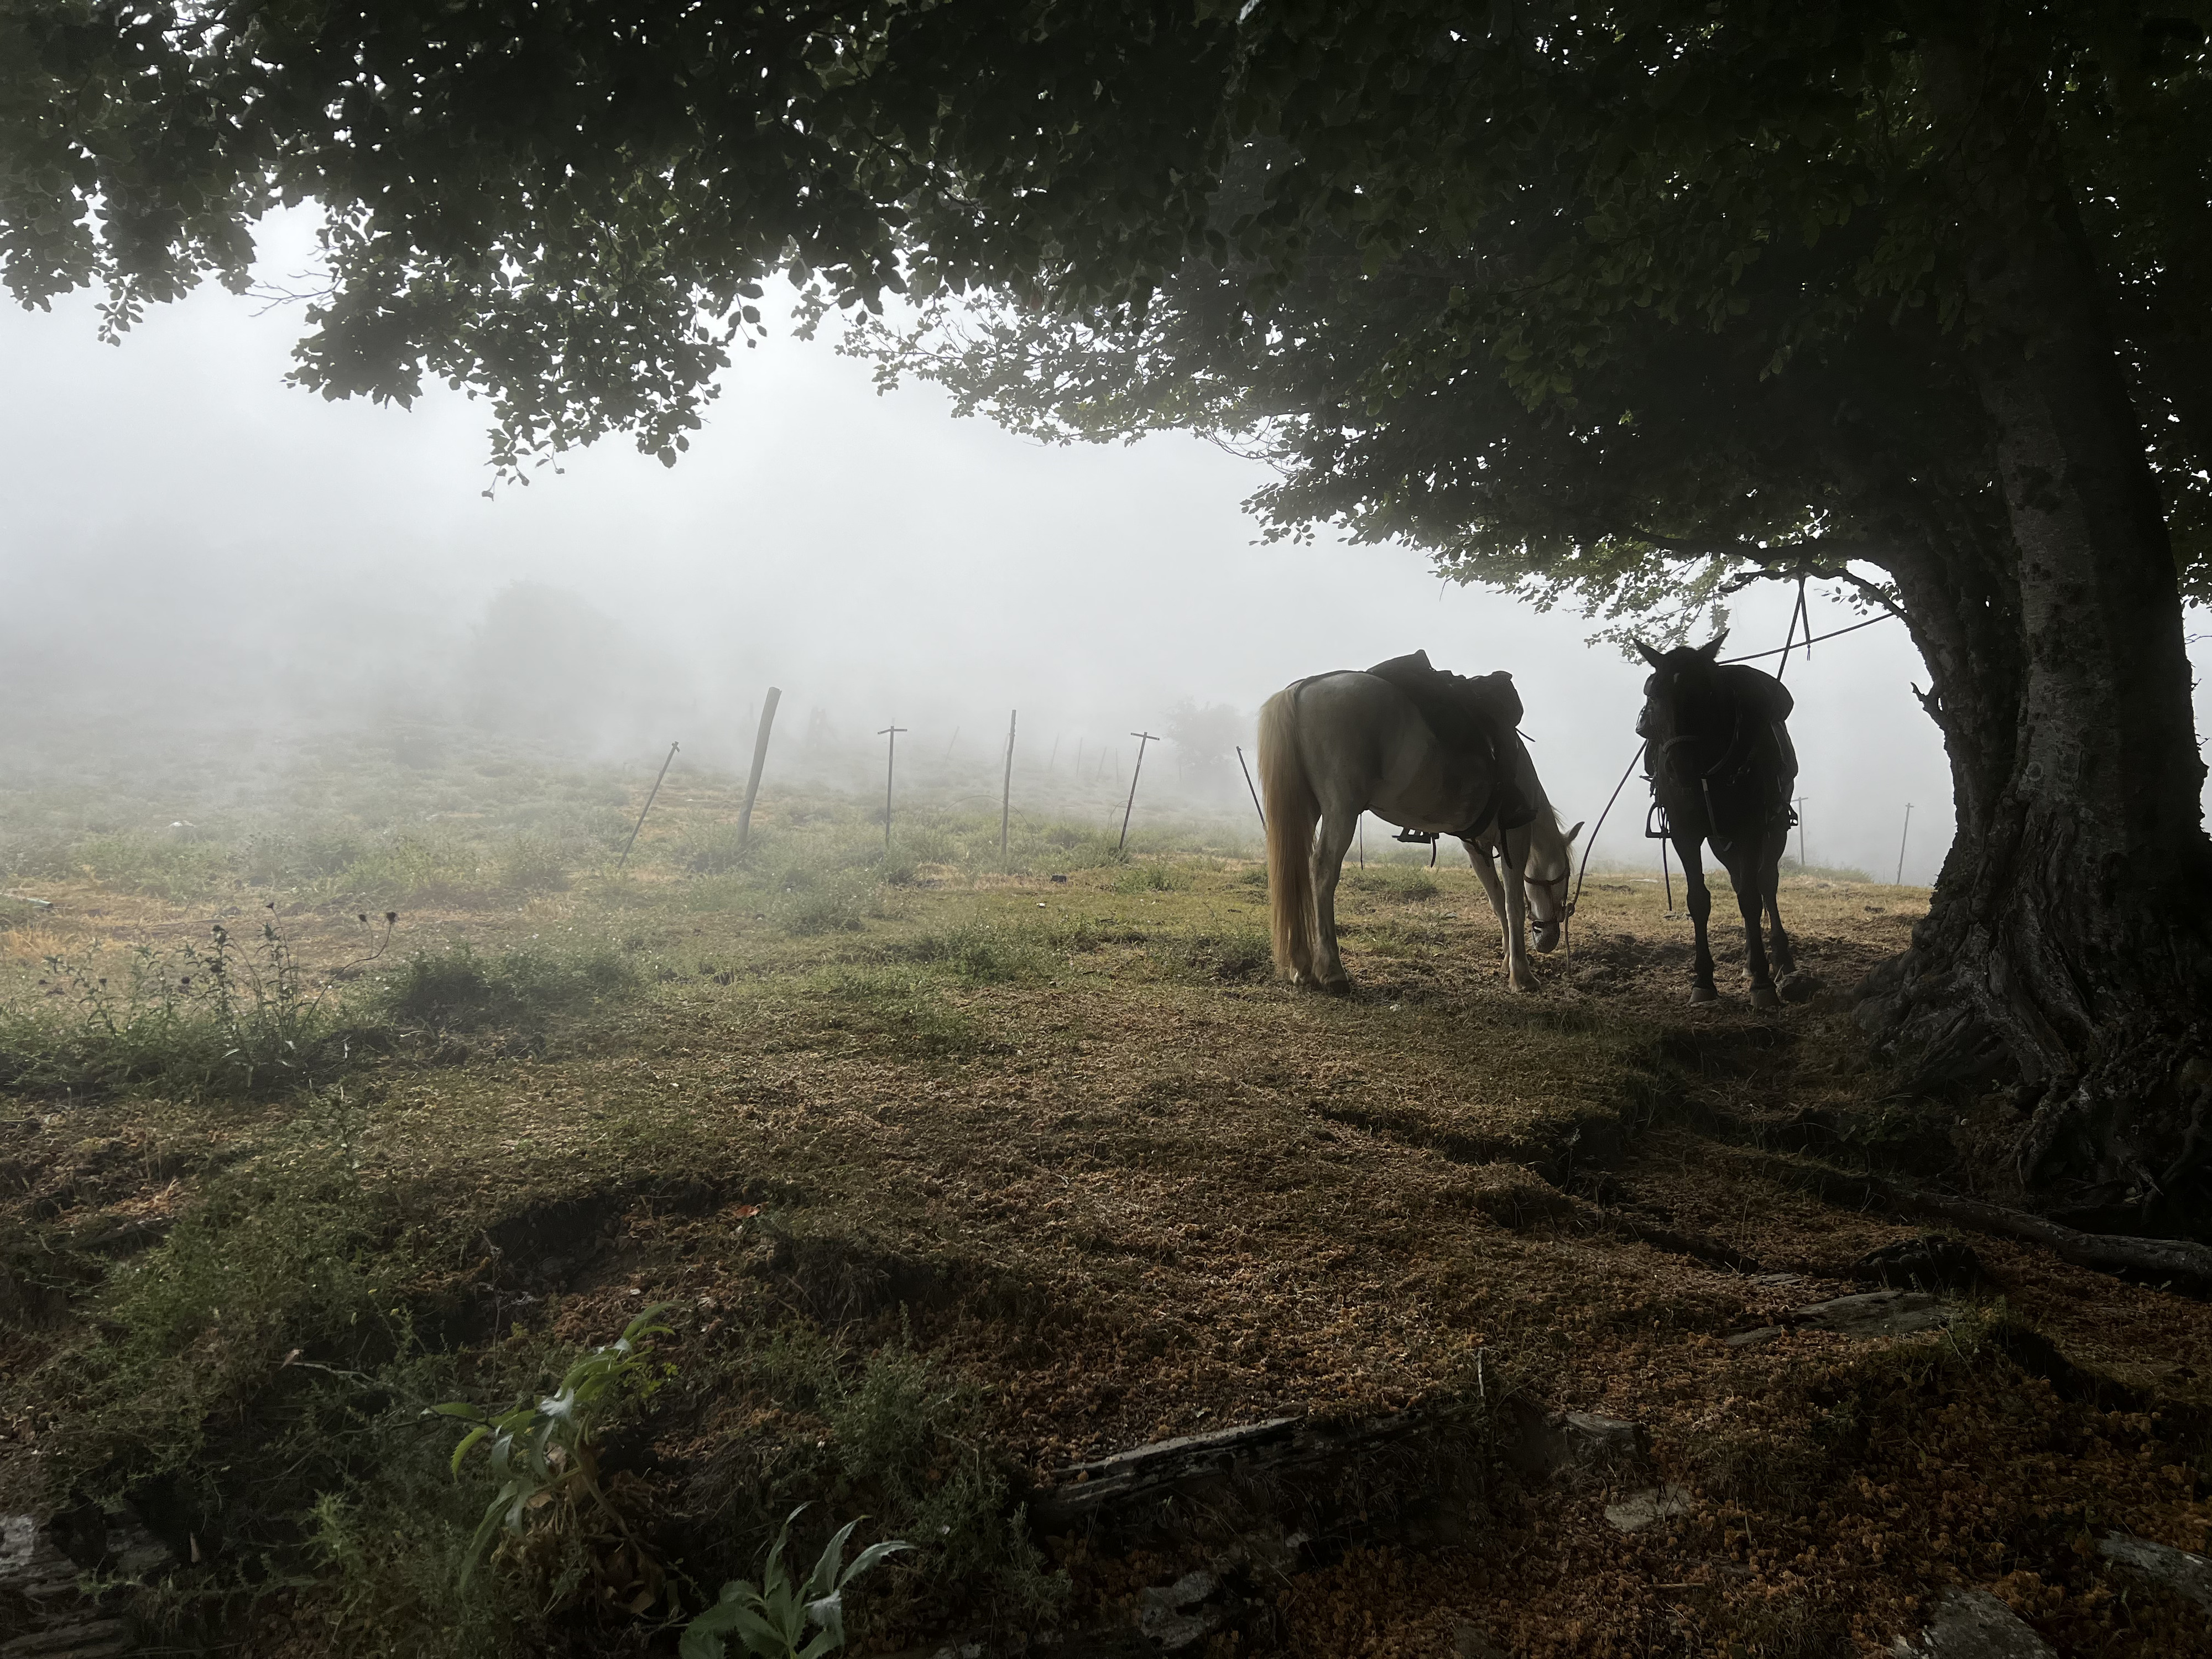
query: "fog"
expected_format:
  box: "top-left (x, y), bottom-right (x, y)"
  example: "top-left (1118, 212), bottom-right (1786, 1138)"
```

top-left (3, 220), bottom-right (2206, 885)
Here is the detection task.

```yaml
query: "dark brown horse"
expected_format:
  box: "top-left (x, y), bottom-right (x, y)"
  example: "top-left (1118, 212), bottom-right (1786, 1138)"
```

top-left (1636, 635), bottom-right (1806, 1008)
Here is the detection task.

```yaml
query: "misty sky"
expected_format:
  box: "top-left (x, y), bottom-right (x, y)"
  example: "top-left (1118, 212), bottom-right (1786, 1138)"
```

top-left (3, 214), bottom-right (2206, 885)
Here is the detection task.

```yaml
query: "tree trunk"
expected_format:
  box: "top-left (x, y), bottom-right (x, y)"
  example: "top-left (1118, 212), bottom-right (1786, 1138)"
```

top-left (1853, 23), bottom-right (2212, 1229)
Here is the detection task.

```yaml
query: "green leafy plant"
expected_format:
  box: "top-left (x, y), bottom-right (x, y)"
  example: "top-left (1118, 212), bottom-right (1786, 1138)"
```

top-left (435, 1305), bottom-right (672, 1594)
top-left (680, 1507), bottom-right (911, 1659)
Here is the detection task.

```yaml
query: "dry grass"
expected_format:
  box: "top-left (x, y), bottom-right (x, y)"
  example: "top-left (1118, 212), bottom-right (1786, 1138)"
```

top-left (4, 826), bottom-right (2211, 1657)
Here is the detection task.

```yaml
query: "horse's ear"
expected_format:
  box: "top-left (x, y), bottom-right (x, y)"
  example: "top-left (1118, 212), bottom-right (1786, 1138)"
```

top-left (1564, 820), bottom-right (1585, 844)
top-left (1698, 632), bottom-right (1728, 660)
top-left (1634, 638), bottom-right (1666, 669)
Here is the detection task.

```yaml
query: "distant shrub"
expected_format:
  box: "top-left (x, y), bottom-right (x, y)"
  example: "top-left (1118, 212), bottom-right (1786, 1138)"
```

top-left (376, 945), bottom-right (634, 1032)
top-left (1781, 857), bottom-right (1877, 884)
top-left (1345, 867), bottom-right (1441, 902)
top-left (492, 834), bottom-right (570, 894)
top-left (329, 833), bottom-right (486, 903)
top-left (675, 822), bottom-right (751, 875)
top-left (771, 872), bottom-right (881, 936)
top-left (1110, 864), bottom-right (1186, 895)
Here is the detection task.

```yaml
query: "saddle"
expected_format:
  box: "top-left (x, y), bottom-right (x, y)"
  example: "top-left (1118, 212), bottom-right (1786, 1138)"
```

top-left (1366, 650), bottom-right (1537, 835)
top-left (1638, 664), bottom-right (1799, 824)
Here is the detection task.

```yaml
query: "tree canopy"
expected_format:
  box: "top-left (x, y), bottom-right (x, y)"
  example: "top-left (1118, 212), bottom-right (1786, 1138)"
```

top-left (852, 3), bottom-right (2210, 632)
top-left (7, 3), bottom-right (2205, 611)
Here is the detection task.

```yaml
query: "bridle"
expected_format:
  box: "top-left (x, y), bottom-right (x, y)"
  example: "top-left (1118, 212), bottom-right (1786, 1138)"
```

top-left (1526, 868), bottom-right (1573, 930)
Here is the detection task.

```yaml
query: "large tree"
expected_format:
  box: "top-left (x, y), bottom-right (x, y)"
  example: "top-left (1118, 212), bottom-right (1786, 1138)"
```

top-left (4, 1), bottom-right (2207, 1223)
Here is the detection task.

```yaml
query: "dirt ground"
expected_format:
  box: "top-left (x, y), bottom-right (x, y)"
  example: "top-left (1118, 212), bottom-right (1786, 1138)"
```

top-left (6, 852), bottom-right (2211, 1657)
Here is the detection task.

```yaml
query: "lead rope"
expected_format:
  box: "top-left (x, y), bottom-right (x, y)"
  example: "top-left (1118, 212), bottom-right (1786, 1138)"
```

top-left (1562, 744), bottom-right (1646, 959)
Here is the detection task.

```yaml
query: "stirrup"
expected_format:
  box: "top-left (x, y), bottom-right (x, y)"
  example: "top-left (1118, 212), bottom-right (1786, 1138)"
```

top-left (1391, 827), bottom-right (1442, 867)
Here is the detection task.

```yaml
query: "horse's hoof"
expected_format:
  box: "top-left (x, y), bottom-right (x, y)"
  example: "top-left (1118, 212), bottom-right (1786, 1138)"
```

top-left (1750, 984), bottom-right (1782, 1010)
top-left (1316, 975), bottom-right (1353, 997)
top-left (1689, 984), bottom-right (1719, 1004)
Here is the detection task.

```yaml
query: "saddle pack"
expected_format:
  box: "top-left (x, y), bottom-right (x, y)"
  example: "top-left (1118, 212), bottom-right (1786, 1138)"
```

top-left (1366, 650), bottom-right (1537, 837)
top-left (1637, 663), bottom-right (1800, 831)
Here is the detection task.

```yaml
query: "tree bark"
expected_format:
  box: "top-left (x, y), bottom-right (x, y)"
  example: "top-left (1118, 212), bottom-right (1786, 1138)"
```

top-left (1852, 20), bottom-right (2212, 1228)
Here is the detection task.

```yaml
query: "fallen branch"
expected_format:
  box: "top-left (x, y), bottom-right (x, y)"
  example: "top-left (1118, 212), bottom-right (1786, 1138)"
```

top-left (1729, 1149), bottom-right (2212, 1290)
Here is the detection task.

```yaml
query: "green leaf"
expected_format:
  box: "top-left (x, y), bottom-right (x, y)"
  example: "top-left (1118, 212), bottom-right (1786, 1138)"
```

top-left (807, 1517), bottom-right (861, 1599)
top-left (447, 1423), bottom-right (489, 1474)
top-left (838, 1538), bottom-right (913, 1589)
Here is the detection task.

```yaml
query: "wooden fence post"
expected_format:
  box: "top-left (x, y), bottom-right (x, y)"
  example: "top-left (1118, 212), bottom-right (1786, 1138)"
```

top-left (879, 723), bottom-right (908, 853)
top-left (1000, 709), bottom-right (1018, 865)
top-left (1119, 732), bottom-right (1158, 851)
top-left (737, 687), bottom-right (781, 852)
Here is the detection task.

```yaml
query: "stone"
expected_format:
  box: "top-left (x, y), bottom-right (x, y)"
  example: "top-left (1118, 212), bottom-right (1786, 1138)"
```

top-left (0, 1514), bottom-right (136, 1659)
top-left (1854, 1238), bottom-right (1985, 1291)
top-left (2099, 1532), bottom-right (2212, 1617)
top-left (1454, 1626), bottom-right (1511, 1659)
top-left (1559, 1410), bottom-right (1647, 1460)
top-left (1603, 1484), bottom-right (1693, 1533)
top-left (1725, 1326), bottom-right (1785, 1349)
top-left (1792, 1289), bottom-right (1952, 1338)
top-left (1138, 1569), bottom-right (1225, 1651)
top-left (1890, 1589), bottom-right (2055, 1657)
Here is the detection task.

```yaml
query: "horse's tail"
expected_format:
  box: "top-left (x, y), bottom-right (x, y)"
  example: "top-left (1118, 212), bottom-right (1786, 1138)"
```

top-left (1259, 687), bottom-right (1318, 981)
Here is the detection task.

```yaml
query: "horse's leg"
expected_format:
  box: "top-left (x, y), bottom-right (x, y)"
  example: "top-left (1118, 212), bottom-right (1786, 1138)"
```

top-left (1762, 826), bottom-right (1802, 985)
top-left (1722, 838), bottom-right (1780, 1008)
top-left (1463, 836), bottom-right (1518, 987)
top-left (1498, 822), bottom-right (1536, 992)
top-left (1677, 837), bottom-right (1718, 1003)
top-left (1309, 806), bottom-right (1359, 992)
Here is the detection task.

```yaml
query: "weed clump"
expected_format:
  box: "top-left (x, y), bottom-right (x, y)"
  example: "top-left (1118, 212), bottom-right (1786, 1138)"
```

top-left (1155, 925), bottom-right (1272, 983)
top-left (738, 1332), bottom-right (1069, 1636)
top-left (377, 944), bottom-right (634, 1034)
top-left (1344, 867), bottom-right (1442, 901)
top-left (0, 912), bottom-right (388, 1100)
top-left (772, 872), bottom-right (882, 936)
top-left (882, 925), bottom-right (1051, 985)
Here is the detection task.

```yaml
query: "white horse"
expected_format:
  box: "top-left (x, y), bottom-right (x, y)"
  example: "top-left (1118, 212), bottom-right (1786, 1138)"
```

top-left (1258, 671), bottom-right (1581, 992)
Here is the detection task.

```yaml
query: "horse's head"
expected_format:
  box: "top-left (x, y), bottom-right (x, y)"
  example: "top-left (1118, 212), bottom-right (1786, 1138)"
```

top-left (1522, 814), bottom-right (1584, 953)
top-left (1634, 634), bottom-right (1733, 780)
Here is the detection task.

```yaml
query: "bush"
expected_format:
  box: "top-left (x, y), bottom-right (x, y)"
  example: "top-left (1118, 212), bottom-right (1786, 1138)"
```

top-left (377, 944), bottom-right (634, 1033)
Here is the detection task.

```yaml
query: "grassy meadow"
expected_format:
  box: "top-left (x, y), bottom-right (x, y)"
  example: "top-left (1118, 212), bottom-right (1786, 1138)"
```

top-left (4, 728), bottom-right (2210, 1658)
